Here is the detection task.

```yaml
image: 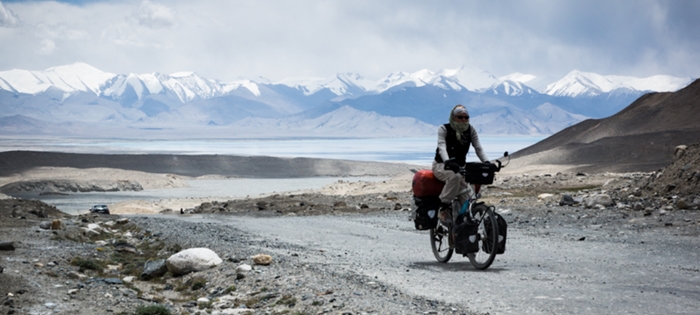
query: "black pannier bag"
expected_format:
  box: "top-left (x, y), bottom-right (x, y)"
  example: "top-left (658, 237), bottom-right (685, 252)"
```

top-left (412, 196), bottom-right (441, 230)
top-left (453, 220), bottom-right (479, 254)
top-left (463, 162), bottom-right (498, 185)
top-left (484, 211), bottom-right (507, 254)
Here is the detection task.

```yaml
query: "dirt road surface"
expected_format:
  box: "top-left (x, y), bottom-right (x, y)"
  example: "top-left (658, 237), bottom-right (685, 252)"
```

top-left (157, 211), bottom-right (700, 315)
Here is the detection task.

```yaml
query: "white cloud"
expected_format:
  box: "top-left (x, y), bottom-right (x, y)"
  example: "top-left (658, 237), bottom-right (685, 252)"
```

top-left (35, 23), bottom-right (89, 40)
top-left (0, 0), bottom-right (697, 81)
top-left (131, 0), bottom-right (175, 29)
top-left (0, 1), bottom-right (20, 27)
top-left (36, 38), bottom-right (56, 55)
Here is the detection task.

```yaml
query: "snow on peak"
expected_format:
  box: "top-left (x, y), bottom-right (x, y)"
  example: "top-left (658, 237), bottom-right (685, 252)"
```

top-left (488, 80), bottom-right (537, 96)
top-left (0, 62), bottom-right (115, 95)
top-left (499, 72), bottom-right (537, 84)
top-left (276, 73), bottom-right (372, 96)
top-left (221, 79), bottom-right (261, 96)
top-left (170, 71), bottom-right (196, 78)
top-left (440, 65), bottom-right (500, 91)
top-left (543, 70), bottom-right (692, 97)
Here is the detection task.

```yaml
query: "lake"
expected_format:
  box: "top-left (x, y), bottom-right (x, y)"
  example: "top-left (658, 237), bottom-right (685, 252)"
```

top-left (0, 136), bottom-right (543, 167)
top-left (1, 136), bottom-right (544, 214)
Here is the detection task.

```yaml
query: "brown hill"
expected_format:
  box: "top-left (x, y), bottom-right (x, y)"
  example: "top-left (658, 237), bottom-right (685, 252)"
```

top-left (509, 78), bottom-right (700, 173)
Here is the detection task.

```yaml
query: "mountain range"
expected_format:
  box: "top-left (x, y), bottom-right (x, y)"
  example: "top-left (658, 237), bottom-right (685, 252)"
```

top-left (0, 63), bottom-right (694, 139)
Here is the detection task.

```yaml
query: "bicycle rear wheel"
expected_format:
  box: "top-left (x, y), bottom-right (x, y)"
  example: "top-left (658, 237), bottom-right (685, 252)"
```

top-left (430, 223), bottom-right (453, 263)
top-left (467, 204), bottom-right (498, 270)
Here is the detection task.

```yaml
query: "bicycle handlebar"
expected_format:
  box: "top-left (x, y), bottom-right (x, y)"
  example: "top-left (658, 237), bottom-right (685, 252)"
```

top-left (446, 151), bottom-right (509, 173)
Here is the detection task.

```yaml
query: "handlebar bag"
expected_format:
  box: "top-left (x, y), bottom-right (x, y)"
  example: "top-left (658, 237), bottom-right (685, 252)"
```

top-left (411, 170), bottom-right (445, 197)
top-left (463, 162), bottom-right (497, 185)
top-left (411, 196), bottom-right (441, 230)
top-left (454, 220), bottom-right (480, 254)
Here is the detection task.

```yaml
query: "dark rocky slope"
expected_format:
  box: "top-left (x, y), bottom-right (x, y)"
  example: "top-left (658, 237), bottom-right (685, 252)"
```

top-left (511, 79), bottom-right (700, 173)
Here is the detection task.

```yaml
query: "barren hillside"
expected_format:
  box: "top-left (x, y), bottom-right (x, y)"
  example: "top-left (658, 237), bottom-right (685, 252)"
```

top-left (508, 78), bottom-right (700, 173)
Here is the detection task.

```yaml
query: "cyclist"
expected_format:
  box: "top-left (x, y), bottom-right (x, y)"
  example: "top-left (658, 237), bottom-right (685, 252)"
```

top-left (432, 104), bottom-right (490, 224)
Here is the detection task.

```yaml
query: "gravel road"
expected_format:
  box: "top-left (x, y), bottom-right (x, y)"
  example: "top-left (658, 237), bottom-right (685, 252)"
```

top-left (143, 210), bottom-right (700, 315)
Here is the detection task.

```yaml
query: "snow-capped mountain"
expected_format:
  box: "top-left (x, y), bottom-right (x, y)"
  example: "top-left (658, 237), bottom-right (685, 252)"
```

top-left (231, 105), bottom-right (437, 137)
top-left (486, 80), bottom-right (539, 97)
top-left (275, 73), bottom-right (375, 97)
top-left (542, 70), bottom-right (692, 97)
top-left (470, 103), bottom-right (588, 135)
top-left (0, 63), bottom-right (695, 139)
top-left (373, 66), bottom-right (499, 93)
top-left (0, 63), bottom-right (114, 95)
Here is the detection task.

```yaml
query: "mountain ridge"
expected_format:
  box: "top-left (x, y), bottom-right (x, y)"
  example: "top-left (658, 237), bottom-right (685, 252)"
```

top-left (0, 63), bottom-right (695, 138)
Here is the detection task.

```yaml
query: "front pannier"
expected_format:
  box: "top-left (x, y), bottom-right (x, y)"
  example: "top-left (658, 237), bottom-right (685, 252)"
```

top-left (463, 162), bottom-right (497, 185)
top-left (411, 196), bottom-right (441, 230)
top-left (453, 220), bottom-right (479, 254)
top-left (484, 211), bottom-right (507, 254)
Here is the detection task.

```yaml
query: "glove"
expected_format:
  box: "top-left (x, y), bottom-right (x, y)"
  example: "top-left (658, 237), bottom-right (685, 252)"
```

top-left (444, 160), bottom-right (460, 173)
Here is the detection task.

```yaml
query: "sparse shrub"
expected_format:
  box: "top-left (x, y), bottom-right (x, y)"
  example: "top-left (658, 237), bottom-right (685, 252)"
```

top-left (135, 304), bottom-right (171, 315)
top-left (244, 296), bottom-right (261, 308)
top-left (191, 278), bottom-right (207, 291)
top-left (197, 301), bottom-right (213, 309)
top-left (224, 285), bottom-right (236, 294)
top-left (276, 294), bottom-right (297, 306)
top-left (70, 257), bottom-right (102, 272)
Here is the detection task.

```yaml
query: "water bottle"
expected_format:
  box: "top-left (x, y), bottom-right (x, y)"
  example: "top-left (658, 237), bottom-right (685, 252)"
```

top-left (459, 199), bottom-right (470, 215)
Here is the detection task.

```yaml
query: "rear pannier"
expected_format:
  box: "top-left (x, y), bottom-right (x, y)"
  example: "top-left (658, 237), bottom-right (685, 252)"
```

top-left (411, 196), bottom-right (441, 230)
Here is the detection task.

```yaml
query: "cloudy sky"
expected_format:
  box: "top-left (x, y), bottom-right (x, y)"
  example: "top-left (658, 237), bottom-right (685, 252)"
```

top-left (0, 0), bottom-right (698, 82)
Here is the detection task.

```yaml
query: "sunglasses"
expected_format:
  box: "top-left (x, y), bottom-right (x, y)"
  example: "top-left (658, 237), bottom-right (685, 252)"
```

top-left (455, 115), bottom-right (469, 120)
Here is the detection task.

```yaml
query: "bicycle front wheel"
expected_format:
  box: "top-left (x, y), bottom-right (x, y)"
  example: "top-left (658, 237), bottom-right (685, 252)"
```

top-left (430, 223), bottom-right (453, 263)
top-left (467, 204), bottom-right (498, 270)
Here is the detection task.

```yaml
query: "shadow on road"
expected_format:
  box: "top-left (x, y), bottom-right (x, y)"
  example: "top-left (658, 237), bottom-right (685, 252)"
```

top-left (410, 261), bottom-right (507, 273)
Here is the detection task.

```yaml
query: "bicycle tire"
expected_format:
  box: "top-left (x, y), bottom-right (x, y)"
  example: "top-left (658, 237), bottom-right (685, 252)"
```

top-left (466, 204), bottom-right (498, 270)
top-left (430, 223), bottom-right (453, 263)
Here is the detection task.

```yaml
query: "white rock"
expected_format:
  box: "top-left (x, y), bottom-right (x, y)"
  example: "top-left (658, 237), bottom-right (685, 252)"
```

top-left (166, 248), bottom-right (223, 276)
top-left (197, 297), bottom-right (210, 304)
top-left (585, 194), bottom-right (613, 208)
top-left (537, 193), bottom-right (555, 201)
top-left (212, 309), bottom-right (254, 315)
top-left (122, 276), bottom-right (136, 283)
top-left (86, 223), bottom-right (103, 231)
top-left (81, 227), bottom-right (101, 236)
top-left (236, 264), bottom-right (252, 272)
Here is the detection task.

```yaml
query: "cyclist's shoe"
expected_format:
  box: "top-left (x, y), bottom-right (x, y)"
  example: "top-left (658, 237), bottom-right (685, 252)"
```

top-left (438, 203), bottom-right (452, 226)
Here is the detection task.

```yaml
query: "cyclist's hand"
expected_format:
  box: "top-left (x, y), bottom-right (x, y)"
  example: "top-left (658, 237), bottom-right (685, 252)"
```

top-left (444, 160), bottom-right (460, 173)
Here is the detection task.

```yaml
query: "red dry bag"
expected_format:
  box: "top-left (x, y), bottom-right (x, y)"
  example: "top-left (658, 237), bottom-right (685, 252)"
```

top-left (411, 170), bottom-right (445, 197)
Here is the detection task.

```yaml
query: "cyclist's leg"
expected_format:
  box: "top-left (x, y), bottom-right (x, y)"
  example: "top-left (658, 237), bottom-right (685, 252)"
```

top-left (431, 161), bottom-right (464, 204)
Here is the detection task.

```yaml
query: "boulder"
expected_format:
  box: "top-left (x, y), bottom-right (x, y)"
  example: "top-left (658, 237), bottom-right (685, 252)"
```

top-left (559, 194), bottom-right (577, 206)
top-left (141, 259), bottom-right (168, 280)
top-left (166, 248), bottom-right (222, 276)
top-left (252, 254), bottom-right (272, 265)
top-left (585, 194), bottom-right (614, 208)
